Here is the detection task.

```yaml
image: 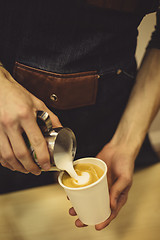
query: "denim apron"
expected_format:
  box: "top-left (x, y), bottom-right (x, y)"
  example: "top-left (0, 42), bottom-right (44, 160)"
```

top-left (0, 1), bottom-right (159, 193)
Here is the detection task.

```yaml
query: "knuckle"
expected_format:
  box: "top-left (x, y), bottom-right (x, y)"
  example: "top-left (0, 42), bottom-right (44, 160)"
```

top-left (38, 155), bottom-right (50, 166)
top-left (32, 136), bottom-right (45, 148)
top-left (54, 114), bottom-right (60, 123)
top-left (15, 149), bottom-right (29, 160)
top-left (25, 164), bottom-right (40, 174)
top-left (24, 165), bottom-right (33, 172)
top-left (111, 211), bottom-right (117, 220)
top-left (39, 100), bottom-right (46, 108)
top-left (115, 189), bottom-right (121, 197)
top-left (35, 99), bottom-right (46, 109)
top-left (1, 152), bottom-right (14, 162)
top-left (123, 175), bottom-right (133, 186)
top-left (0, 114), bottom-right (15, 128)
top-left (18, 106), bottom-right (31, 120)
top-left (0, 159), bottom-right (7, 167)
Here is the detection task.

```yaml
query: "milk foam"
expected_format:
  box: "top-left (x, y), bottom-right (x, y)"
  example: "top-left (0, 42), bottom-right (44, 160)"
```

top-left (54, 145), bottom-right (95, 186)
top-left (62, 163), bottom-right (104, 188)
top-left (73, 172), bottom-right (90, 185)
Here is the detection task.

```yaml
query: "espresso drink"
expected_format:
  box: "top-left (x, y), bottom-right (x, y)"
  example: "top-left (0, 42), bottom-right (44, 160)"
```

top-left (62, 163), bottom-right (104, 188)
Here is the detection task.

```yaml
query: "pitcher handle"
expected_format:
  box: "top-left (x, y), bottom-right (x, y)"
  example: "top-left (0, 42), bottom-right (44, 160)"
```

top-left (36, 110), bottom-right (53, 133)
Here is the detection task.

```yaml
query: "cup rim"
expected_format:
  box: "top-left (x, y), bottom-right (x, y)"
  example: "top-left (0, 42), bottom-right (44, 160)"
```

top-left (58, 157), bottom-right (107, 191)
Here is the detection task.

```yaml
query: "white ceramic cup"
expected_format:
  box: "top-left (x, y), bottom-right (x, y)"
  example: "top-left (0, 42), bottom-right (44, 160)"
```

top-left (58, 157), bottom-right (111, 225)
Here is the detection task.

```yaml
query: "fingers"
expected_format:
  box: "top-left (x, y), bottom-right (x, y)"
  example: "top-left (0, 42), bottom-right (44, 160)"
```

top-left (0, 76), bottom-right (61, 174)
top-left (0, 158), bottom-right (15, 171)
top-left (21, 112), bottom-right (51, 171)
top-left (69, 206), bottom-right (112, 230)
top-left (44, 108), bottom-right (62, 128)
top-left (0, 108), bottom-right (51, 174)
top-left (95, 177), bottom-right (132, 231)
top-left (75, 219), bottom-right (88, 228)
top-left (95, 212), bottom-right (115, 230)
top-left (110, 177), bottom-right (132, 211)
top-left (69, 207), bottom-right (77, 216)
top-left (31, 96), bottom-right (62, 128)
top-left (0, 130), bottom-right (29, 173)
top-left (7, 130), bottom-right (41, 175)
top-left (94, 193), bottom-right (127, 231)
top-left (69, 207), bottom-right (87, 228)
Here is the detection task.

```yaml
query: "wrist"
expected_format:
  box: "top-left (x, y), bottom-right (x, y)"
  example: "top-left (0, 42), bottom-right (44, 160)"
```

top-left (110, 49), bottom-right (160, 161)
top-left (111, 120), bottom-right (146, 161)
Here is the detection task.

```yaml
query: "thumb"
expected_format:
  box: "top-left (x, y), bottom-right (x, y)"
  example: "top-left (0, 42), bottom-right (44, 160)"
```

top-left (47, 109), bottom-right (63, 128)
top-left (31, 93), bottom-right (63, 128)
top-left (110, 177), bottom-right (130, 211)
top-left (40, 106), bottom-right (63, 128)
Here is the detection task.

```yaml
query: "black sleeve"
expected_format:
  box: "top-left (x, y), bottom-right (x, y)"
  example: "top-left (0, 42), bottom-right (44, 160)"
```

top-left (147, 8), bottom-right (160, 49)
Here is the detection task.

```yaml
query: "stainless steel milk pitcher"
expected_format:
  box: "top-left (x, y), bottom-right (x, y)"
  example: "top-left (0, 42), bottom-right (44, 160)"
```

top-left (24, 111), bottom-right (77, 171)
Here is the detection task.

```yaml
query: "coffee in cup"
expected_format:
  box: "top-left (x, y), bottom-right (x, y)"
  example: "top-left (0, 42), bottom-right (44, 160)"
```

top-left (62, 163), bottom-right (104, 188)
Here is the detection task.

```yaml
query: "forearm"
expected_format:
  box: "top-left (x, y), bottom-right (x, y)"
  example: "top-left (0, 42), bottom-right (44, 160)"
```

top-left (112, 48), bottom-right (160, 159)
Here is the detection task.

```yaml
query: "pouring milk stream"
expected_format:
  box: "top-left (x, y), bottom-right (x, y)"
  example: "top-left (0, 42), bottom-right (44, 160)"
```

top-left (26, 111), bottom-right (90, 185)
top-left (54, 145), bottom-right (90, 185)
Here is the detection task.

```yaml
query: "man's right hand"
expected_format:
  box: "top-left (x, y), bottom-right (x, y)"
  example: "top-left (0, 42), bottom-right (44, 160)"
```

top-left (0, 66), bottom-right (62, 175)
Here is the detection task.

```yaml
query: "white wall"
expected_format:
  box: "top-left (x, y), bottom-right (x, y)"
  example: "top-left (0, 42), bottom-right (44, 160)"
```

top-left (136, 13), bottom-right (160, 152)
top-left (136, 13), bottom-right (156, 66)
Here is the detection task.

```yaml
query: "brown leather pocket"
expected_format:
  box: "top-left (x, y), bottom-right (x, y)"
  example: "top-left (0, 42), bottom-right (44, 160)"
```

top-left (13, 62), bottom-right (99, 110)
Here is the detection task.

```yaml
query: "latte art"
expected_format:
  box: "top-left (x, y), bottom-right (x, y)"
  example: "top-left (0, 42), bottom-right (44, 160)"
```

top-left (62, 163), bottom-right (104, 188)
top-left (73, 172), bottom-right (90, 185)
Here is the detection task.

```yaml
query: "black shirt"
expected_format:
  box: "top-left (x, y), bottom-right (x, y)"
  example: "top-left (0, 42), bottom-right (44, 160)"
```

top-left (0, 0), bottom-right (159, 74)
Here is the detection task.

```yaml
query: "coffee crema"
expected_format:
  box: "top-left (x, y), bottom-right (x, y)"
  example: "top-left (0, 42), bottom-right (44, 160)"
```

top-left (62, 163), bottom-right (104, 188)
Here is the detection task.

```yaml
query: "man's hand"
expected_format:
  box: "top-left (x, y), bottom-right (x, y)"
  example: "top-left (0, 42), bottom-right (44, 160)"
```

top-left (70, 49), bottom-right (160, 230)
top-left (0, 66), bottom-right (62, 175)
top-left (69, 141), bottom-right (134, 230)
top-left (95, 142), bottom-right (134, 230)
